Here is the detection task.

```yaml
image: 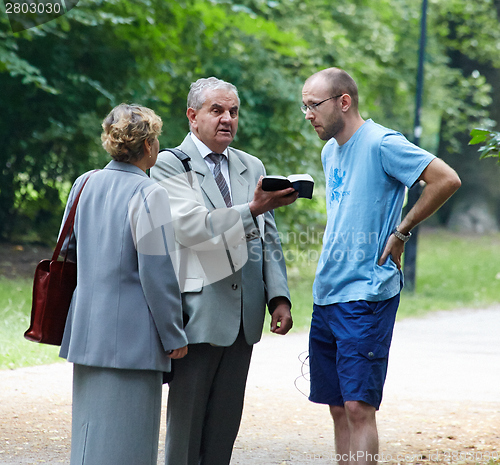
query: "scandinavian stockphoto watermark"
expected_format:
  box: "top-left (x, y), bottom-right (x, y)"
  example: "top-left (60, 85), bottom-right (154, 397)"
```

top-left (251, 226), bottom-right (381, 265)
top-left (2, 0), bottom-right (79, 32)
top-left (288, 449), bottom-right (500, 463)
top-left (128, 172), bottom-right (384, 288)
top-left (129, 175), bottom-right (248, 290)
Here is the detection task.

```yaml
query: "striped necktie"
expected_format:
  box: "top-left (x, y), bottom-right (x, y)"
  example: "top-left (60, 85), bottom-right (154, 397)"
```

top-left (208, 153), bottom-right (232, 207)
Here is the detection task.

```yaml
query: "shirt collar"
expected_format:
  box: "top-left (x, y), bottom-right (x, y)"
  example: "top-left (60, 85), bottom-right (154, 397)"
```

top-left (189, 133), bottom-right (228, 160)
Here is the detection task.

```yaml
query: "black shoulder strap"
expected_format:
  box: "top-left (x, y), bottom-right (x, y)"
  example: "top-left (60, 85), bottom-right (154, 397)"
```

top-left (160, 148), bottom-right (191, 173)
top-left (159, 148), bottom-right (193, 186)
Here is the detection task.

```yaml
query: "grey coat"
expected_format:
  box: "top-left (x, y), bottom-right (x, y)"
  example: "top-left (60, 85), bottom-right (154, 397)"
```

top-left (59, 161), bottom-right (188, 372)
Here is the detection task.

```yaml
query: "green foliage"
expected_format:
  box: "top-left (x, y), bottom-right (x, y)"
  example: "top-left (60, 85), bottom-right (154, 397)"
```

top-left (0, 1), bottom-right (132, 241)
top-left (2, 0), bottom-right (500, 241)
top-left (436, 72), bottom-right (493, 154)
top-left (0, 0), bottom-right (319, 242)
top-left (429, 0), bottom-right (500, 152)
top-left (432, 0), bottom-right (500, 67)
top-left (428, 0), bottom-right (500, 214)
top-left (469, 128), bottom-right (500, 161)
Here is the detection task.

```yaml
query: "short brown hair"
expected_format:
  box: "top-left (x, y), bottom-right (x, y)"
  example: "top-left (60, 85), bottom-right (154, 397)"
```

top-left (101, 104), bottom-right (163, 163)
top-left (306, 68), bottom-right (359, 109)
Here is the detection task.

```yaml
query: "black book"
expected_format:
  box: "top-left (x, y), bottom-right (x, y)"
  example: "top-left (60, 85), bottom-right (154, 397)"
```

top-left (261, 174), bottom-right (314, 199)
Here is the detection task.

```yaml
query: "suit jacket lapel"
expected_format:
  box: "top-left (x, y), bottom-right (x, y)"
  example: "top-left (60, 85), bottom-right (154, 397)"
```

top-left (179, 136), bottom-right (226, 209)
top-left (227, 148), bottom-right (250, 205)
top-left (179, 136), bottom-right (252, 208)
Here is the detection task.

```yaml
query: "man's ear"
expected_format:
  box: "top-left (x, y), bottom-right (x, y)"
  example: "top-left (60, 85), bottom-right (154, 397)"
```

top-left (186, 107), bottom-right (197, 130)
top-left (340, 94), bottom-right (352, 113)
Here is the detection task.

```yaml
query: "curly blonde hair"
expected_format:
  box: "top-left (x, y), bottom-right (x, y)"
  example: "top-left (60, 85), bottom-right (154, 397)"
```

top-left (101, 104), bottom-right (163, 163)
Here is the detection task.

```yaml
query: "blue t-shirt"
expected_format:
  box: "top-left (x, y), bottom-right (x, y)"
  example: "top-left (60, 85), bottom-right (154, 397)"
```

top-left (313, 119), bottom-right (435, 305)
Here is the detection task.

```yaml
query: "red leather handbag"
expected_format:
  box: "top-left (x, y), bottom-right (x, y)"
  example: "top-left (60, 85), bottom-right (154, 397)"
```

top-left (24, 171), bottom-right (96, 345)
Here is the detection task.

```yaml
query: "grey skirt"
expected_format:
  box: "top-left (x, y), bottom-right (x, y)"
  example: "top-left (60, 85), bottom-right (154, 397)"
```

top-left (71, 364), bottom-right (163, 465)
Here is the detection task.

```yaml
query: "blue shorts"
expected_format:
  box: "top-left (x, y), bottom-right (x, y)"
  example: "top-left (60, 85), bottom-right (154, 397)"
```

top-left (308, 294), bottom-right (399, 410)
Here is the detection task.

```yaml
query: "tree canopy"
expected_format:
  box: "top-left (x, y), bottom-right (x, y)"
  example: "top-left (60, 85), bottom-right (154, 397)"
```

top-left (1, 0), bottom-right (499, 242)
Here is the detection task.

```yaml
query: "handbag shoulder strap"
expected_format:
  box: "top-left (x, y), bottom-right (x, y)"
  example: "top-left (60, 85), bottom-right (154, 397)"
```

top-left (160, 148), bottom-right (191, 172)
top-left (159, 148), bottom-right (193, 186)
top-left (52, 170), bottom-right (98, 261)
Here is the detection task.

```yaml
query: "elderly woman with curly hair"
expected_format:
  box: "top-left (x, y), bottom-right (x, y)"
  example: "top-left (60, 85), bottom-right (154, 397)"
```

top-left (58, 103), bottom-right (188, 465)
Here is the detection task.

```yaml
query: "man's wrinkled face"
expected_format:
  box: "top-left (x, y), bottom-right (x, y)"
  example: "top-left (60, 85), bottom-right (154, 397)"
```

top-left (188, 89), bottom-right (239, 153)
top-left (302, 76), bottom-right (344, 141)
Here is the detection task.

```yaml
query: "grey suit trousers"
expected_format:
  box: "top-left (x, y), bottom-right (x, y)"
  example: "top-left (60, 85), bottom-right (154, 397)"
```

top-left (164, 328), bottom-right (253, 465)
top-left (71, 364), bottom-right (163, 465)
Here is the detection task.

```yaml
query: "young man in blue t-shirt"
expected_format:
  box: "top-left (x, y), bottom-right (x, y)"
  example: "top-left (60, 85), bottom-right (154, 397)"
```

top-left (301, 68), bottom-right (461, 465)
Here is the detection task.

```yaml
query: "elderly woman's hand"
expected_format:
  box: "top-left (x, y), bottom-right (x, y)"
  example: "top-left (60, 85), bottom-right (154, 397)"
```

top-left (169, 346), bottom-right (188, 359)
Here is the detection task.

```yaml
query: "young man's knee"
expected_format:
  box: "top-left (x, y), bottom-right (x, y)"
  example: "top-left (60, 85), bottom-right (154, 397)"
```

top-left (329, 404), bottom-right (346, 422)
top-left (343, 400), bottom-right (376, 425)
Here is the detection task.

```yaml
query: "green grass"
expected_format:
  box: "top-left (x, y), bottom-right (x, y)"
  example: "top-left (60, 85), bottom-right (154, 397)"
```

top-left (0, 278), bottom-right (61, 370)
top-left (3, 229), bottom-right (500, 368)
top-left (398, 229), bottom-right (500, 318)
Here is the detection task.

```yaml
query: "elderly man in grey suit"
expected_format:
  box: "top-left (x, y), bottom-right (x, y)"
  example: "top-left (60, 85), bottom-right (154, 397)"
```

top-left (150, 77), bottom-right (298, 465)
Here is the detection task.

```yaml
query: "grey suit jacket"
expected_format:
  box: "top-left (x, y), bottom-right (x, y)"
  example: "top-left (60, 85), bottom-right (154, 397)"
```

top-left (59, 161), bottom-right (188, 372)
top-left (150, 135), bottom-right (290, 347)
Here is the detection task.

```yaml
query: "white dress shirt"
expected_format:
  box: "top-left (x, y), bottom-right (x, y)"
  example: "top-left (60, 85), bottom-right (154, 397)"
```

top-left (190, 133), bottom-right (233, 205)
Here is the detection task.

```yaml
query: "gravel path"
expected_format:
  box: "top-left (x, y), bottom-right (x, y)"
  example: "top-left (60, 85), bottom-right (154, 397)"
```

top-left (1, 306), bottom-right (499, 465)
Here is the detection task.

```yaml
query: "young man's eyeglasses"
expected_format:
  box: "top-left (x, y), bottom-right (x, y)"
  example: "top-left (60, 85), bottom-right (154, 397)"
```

top-left (300, 94), bottom-right (343, 114)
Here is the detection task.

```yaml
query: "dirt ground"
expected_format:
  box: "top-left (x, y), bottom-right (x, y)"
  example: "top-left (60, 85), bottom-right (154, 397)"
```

top-left (1, 243), bottom-right (499, 464)
top-left (1, 321), bottom-right (500, 465)
top-left (0, 242), bottom-right (54, 280)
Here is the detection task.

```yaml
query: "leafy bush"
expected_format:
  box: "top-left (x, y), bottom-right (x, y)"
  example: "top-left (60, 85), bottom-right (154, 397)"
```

top-left (470, 129), bottom-right (500, 161)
